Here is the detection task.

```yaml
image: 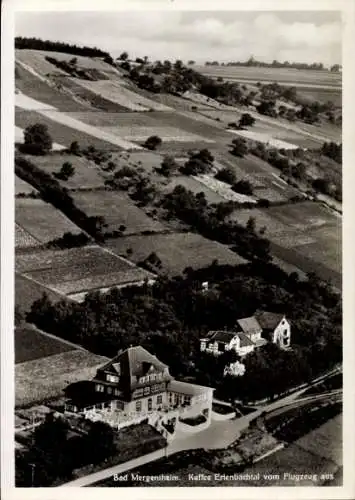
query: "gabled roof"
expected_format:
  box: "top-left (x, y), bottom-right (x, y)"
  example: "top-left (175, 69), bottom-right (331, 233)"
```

top-left (206, 331), bottom-right (236, 343)
top-left (168, 380), bottom-right (213, 396)
top-left (254, 310), bottom-right (285, 330)
top-left (237, 332), bottom-right (255, 347)
top-left (237, 316), bottom-right (262, 335)
top-left (98, 346), bottom-right (170, 393)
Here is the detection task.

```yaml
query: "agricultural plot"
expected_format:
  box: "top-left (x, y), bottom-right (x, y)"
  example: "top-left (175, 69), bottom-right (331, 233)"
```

top-left (16, 245), bottom-right (153, 296)
top-left (15, 90), bottom-right (57, 111)
top-left (15, 325), bottom-right (76, 364)
top-left (195, 174), bottom-right (257, 203)
top-left (71, 78), bottom-right (172, 111)
top-left (15, 175), bottom-right (38, 195)
top-left (229, 129), bottom-right (299, 150)
top-left (71, 190), bottom-right (166, 234)
top-left (163, 175), bottom-right (224, 204)
top-left (15, 273), bottom-right (65, 313)
top-left (24, 153), bottom-right (106, 189)
top-left (15, 63), bottom-right (89, 112)
top-left (16, 197), bottom-right (82, 244)
top-left (15, 223), bottom-right (41, 249)
top-left (15, 349), bottom-right (108, 407)
top-left (106, 232), bottom-right (247, 276)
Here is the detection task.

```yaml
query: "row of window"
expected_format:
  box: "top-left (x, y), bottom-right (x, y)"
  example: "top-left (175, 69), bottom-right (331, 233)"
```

top-left (106, 374), bottom-right (119, 383)
top-left (135, 394), bottom-right (163, 412)
top-left (139, 372), bottom-right (163, 384)
top-left (95, 384), bottom-right (120, 396)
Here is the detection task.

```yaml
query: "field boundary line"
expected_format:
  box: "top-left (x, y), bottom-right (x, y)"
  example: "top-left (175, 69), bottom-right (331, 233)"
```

top-left (15, 222), bottom-right (42, 246)
top-left (17, 271), bottom-right (69, 298)
top-left (29, 324), bottom-right (88, 352)
top-left (98, 244), bottom-right (157, 275)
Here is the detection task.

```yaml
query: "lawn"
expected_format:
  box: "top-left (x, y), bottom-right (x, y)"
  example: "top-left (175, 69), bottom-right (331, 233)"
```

top-left (15, 349), bottom-right (108, 407)
top-left (15, 324), bottom-right (76, 364)
top-left (71, 190), bottom-right (166, 234)
top-left (22, 152), bottom-right (106, 190)
top-left (16, 245), bottom-right (153, 295)
top-left (15, 109), bottom-right (124, 151)
top-left (16, 197), bottom-right (82, 244)
top-left (106, 232), bottom-right (247, 276)
top-left (15, 272), bottom-right (65, 313)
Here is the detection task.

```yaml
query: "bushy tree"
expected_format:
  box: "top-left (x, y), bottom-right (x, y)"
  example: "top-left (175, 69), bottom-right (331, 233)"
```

top-left (233, 179), bottom-right (253, 195)
top-left (215, 166), bottom-right (236, 185)
top-left (238, 113), bottom-right (255, 128)
top-left (23, 123), bottom-right (53, 155)
top-left (231, 138), bottom-right (248, 158)
top-left (159, 156), bottom-right (178, 177)
top-left (144, 135), bottom-right (162, 151)
top-left (55, 162), bottom-right (75, 181)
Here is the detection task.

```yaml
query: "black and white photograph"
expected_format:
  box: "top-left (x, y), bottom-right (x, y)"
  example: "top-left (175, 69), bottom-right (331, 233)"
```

top-left (2, 1), bottom-right (353, 498)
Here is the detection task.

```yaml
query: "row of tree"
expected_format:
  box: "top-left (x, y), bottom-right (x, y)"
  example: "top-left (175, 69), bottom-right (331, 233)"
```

top-left (15, 37), bottom-right (110, 59)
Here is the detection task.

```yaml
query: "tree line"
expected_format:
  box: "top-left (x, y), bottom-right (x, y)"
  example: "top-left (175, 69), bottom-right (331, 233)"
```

top-left (15, 37), bottom-right (111, 59)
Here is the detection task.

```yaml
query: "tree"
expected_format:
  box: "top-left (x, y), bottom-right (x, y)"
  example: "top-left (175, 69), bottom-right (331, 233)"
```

top-left (23, 123), bottom-right (53, 155)
top-left (233, 179), bottom-right (253, 195)
top-left (69, 57), bottom-right (78, 65)
top-left (257, 100), bottom-right (277, 117)
top-left (119, 51), bottom-right (129, 61)
top-left (55, 162), bottom-right (75, 181)
top-left (159, 156), bottom-right (178, 177)
top-left (238, 113), bottom-right (255, 129)
top-left (188, 60), bottom-right (195, 65)
top-left (246, 216), bottom-right (256, 232)
top-left (231, 138), bottom-right (248, 158)
top-left (215, 166), bottom-right (236, 185)
top-left (68, 141), bottom-right (80, 155)
top-left (144, 135), bottom-right (162, 151)
top-left (85, 422), bottom-right (115, 464)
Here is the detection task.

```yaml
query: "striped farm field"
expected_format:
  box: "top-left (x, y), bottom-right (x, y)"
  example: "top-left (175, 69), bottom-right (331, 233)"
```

top-left (23, 152), bottom-right (106, 189)
top-left (16, 245), bottom-right (153, 296)
top-left (106, 231), bottom-right (248, 276)
top-left (16, 197), bottom-right (82, 244)
top-left (15, 223), bottom-right (41, 249)
top-left (71, 78), bottom-right (172, 112)
top-left (15, 349), bottom-right (109, 407)
top-left (71, 190), bottom-right (166, 234)
top-left (15, 109), bottom-right (126, 151)
top-left (15, 272), bottom-right (65, 313)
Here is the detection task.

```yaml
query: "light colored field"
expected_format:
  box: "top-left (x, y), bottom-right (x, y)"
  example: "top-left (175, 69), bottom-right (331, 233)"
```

top-left (229, 129), bottom-right (299, 150)
top-left (16, 49), bottom-right (68, 76)
top-left (295, 414), bottom-right (342, 467)
top-left (24, 153), bottom-right (106, 189)
top-left (16, 197), bottom-right (82, 244)
top-left (71, 78), bottom-right (172, 111)
top-left (40, 110), bottom-right (143, 150)
top-left (15, 273), bottom-right (65, 313)
top-left (17, 245), bottom-right (154, 295)
top-left (195, 174), bottom-right (257, 203)
top-left (15, 223), bottom-right (41, 249)
top-left (15, 349), bottom-right (109, 407)
top-left (71, 190), bottom-right (166, 234)
top-left (106, 232), bottom-right (247, 276)
top-left (101, 125), bottom-right (214, 143)
top-left (15, 90), bottom-right (57, 111)
top-left (15, 175), bottom-right (38, 195)
top-left (196, 65), bottom-right (342, 87)
top-left (183, 90), bottom-right (237, 111)
top-left (15, 126), bottom-right (66, 151)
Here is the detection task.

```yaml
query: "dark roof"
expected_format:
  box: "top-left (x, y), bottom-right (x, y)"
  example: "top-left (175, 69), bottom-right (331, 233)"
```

top-left (237, 316), bottom-right (262, 335)
top-left (98, 346), bottom-right (171, 393)
top-left (254, 310), bottom-right (285, 330)
top-left (206, 331), bottom-right (236, 343)
top-left (168, 380), bottom-right (214, 396)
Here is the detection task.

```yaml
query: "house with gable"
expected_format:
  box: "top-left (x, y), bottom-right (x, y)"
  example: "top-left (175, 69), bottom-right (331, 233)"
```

top-left (64, 346), bottom-right (214, 430)
top-left (200, 310), bottom-right (291, 357)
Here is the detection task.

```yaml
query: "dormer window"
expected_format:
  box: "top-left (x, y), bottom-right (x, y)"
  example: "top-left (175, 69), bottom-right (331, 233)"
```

top-left (107, 374), bottom-right (119, 383)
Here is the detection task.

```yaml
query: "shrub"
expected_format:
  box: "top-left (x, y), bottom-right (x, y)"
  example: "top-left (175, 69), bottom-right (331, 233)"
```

top-left (238, 113), bottom-right (255, 128)
top-left (215, 167), bottom-right (236, 185)
top-left (233, 180), bottom-right (253, 195)
top-left (231, 138), bottom-right (248, 158)
top-left (144, 135), bottom-right (162, 151)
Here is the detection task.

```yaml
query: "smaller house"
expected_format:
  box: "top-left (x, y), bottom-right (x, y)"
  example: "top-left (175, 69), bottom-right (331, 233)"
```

top-left (200, 310), bottom-right (291, 356)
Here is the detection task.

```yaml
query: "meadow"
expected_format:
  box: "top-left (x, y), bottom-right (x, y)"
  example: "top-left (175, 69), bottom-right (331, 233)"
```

top-left (15, 324), bottom-right (76, 364)
top-left (15, 175), bottom-right (38, 195)
top-left (16, 197), bottom-right (82, 244)
top-left (15, 273), bottom-right (65, 313)
top-left (71, 189), bottom-right (166, 234)
top-left (15, 223), bottom-right (41, 249)
top-left (106, 231), bottom-right (247, 276)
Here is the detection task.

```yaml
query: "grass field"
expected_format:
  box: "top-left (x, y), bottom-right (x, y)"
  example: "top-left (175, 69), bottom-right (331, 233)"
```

top-left (23, 152), bottom-right (106, 189)
top-left (15, 324), bottom-right (76, 364)
top-left (15, 273), bottom-right (65, 313)
top-left (15, 175), bottom-right (38, 196)
top-left (16, 197), bottom-right (82, 244)
top-left (71, 190), bottom-right (166, 234)
top-left (16, 244), bottom-right (153, 295)
top-left (15, 63), bottom-right (89, 112)
top-left (15, 349), bottom-right (108, 407)
top-left (71, 78), bottom-right (172, 112)
top-left (106, 232), bottom-right (247, 276)
top-left (15, 109), bottom-right (125, 151)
